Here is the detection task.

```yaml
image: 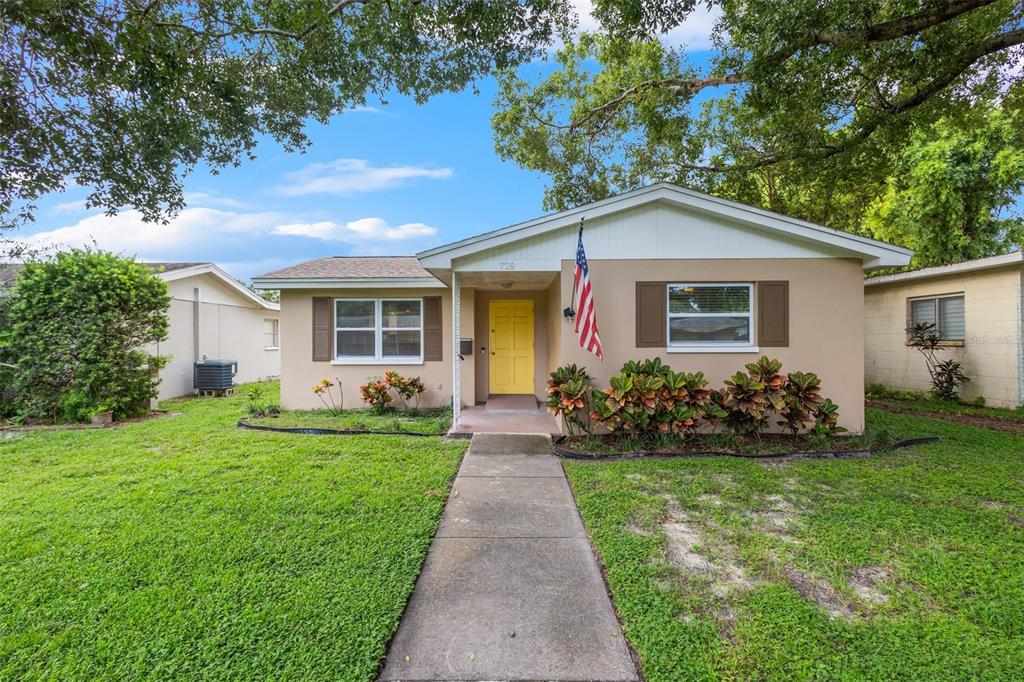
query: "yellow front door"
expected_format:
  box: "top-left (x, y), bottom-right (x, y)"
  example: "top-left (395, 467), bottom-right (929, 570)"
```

top-left (488, 300), bottom-right (535, 394)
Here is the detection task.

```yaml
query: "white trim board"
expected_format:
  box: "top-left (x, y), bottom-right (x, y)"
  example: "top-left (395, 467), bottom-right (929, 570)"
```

top-left (865, 251), bottom-right (1023, 287)
top-left (418, 183), bottom-right (912, 272)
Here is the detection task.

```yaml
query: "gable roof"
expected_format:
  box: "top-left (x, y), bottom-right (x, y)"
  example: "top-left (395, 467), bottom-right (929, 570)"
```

top-left (864, 250), bottom-right (1023, 287)
top-left (252, 256), bottom-right (444, 289)
top-left (147, 262), bottom-right (279, 310)
top-left (417, 183), bottom-right (912, 271)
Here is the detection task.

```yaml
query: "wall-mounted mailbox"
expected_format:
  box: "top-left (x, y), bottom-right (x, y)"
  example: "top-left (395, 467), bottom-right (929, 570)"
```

top-left (460, 338), bottom-right (473, 356)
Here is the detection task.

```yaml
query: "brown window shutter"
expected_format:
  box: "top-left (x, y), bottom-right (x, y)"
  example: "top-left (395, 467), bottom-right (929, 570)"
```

top-left (423, 296), bottom-right (442, 361)
top-left (635, 282), bottom-right (667, 347)
top-left (312, 297), bottom-right (332, 361)
top-left (757, 281), bottom-right (789, 347)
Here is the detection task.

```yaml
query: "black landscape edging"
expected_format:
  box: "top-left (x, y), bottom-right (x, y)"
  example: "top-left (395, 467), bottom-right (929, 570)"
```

top-left (552, 436), bottom-right (940, 461)
top-left (237, 418), bottom-right (443, 437)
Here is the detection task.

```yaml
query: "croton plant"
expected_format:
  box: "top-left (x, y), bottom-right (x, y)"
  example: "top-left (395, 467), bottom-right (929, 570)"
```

top-left (551, 356), bottom-right (844, 439)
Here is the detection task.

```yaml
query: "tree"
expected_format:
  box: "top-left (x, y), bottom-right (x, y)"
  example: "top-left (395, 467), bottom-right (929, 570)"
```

top-left (863, 102), bottom-right (1024, 266)
top-left (493, 0), bottom-right (1024, 213)
top-left (6, 250), bottom-right (170, 422)
top-left (0, 0), bottom-right (571, 230)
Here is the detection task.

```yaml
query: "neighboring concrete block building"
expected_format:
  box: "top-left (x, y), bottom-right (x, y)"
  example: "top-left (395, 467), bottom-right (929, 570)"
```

top-left (865, 251), bottom-right (1024, 408)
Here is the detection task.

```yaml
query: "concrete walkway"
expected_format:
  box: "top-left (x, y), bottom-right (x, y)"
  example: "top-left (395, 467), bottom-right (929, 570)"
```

top-left (379, 433), bottom-right (638, 682)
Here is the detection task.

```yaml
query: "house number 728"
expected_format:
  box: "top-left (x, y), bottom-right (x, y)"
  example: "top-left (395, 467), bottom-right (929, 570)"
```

top-left (499, 262), bottom-right (516, 271)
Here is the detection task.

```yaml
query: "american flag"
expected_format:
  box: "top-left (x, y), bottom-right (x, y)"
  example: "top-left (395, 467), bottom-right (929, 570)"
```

top-left (572, 218), bottom-right (603, 360)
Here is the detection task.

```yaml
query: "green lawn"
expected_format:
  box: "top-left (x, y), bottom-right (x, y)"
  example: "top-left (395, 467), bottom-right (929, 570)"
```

top-left (0, 381), bottom-right (467, 681)
top-left (564, 409), bottom-right (1024, 681)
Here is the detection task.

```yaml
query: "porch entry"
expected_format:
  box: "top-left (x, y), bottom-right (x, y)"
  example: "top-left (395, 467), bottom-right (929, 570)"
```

top-left (488, 299), bottom-right (535, 394)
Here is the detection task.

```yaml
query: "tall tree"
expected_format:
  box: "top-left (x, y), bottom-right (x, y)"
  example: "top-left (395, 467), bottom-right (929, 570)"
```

top-left (0, 0), bottom-right (571, 230)
top-left (493, 0), bottom-right (1024, 217)
top-left (863, 99), bottom-right (1024, 266)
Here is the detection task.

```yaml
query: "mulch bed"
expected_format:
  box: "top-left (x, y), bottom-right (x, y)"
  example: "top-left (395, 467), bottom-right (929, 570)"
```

top-left (236, 418), bottom-right (443, 437)
top-left (553, 433), bottom-right (940, 462)
top-left (867, 400), bottom-right (1024, 435)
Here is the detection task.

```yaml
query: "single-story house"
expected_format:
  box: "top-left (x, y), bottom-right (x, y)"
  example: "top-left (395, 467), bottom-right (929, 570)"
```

top-left (865, 251), bottom-right (1024, 408)
top-left (252, 183), bottom-right (912, 433)
top-left (148, 263), bottom-right (280, 400)
top-left (0, 261), bottom-right (281, 401)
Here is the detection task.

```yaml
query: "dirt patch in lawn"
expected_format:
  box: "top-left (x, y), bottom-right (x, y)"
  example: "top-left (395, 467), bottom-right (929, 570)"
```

top-left (661, 506), bottom-right (753, 598)
top-left (868, 400), bottom-right (1024, 434)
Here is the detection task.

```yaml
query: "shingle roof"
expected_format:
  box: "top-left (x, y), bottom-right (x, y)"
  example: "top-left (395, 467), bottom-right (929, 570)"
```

top-left (0, 264), bottom-right (23, 285)
top-left (255, 256), bottom-right (432, 280)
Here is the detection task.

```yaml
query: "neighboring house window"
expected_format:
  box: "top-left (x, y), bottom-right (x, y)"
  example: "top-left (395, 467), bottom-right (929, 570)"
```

top-left (264, 318), bottom-right (280, 349)
top-left (335, 298), bottom-right (423, 362)
top-left (667, 283), bottom-right (754, 348)
top-left (909, 294), bottom-right (965, 341)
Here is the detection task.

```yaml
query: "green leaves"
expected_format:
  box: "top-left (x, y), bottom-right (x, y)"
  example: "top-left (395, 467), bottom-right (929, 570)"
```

top-left (5, 249), bottom-right (170, 421)
top-left (1, 0), bottom-right (572, 229)
top-left (492, 0), bottom-right (1023, 258)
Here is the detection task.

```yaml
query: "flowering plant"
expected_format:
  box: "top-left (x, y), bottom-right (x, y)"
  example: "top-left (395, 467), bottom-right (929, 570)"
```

top-left (312, 377), bottom-right (343, 416)
top-left (384, 370), bottom-right (426, 412)
top-left (360, 378), bottom-right (393, 413)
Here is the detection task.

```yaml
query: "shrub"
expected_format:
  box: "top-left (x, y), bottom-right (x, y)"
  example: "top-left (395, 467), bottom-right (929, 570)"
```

top-left (384, 370), bottom-right (425, 412)
top-left (778, 371), bottom-right (823, 434)
top-left (590, 356), bottom-right (843, 440)
top-left (545, 364), bottom-right (592, 436)
top-left (5, 250), bottom-right (169, 422)
top-left (360, 378), bottom-right (393, 413)
top-left (589, 358), bottom-right (725, 437)
top-left (907, 322), bottom-right (969, 401)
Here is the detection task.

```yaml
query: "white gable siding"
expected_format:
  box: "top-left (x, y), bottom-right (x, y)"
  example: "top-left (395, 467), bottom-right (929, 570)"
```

top-left (452, 202), bottom-right (847, 272)
top-left (164, 273), bottom-right (260, 308)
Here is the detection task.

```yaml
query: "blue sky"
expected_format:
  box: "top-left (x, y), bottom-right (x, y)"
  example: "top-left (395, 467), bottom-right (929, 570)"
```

top-left (8, 2), bottom-right (723, 283)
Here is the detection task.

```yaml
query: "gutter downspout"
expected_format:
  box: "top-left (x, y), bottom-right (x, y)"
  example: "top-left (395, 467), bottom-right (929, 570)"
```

top-left (193, 287), bottom-right (201, 363)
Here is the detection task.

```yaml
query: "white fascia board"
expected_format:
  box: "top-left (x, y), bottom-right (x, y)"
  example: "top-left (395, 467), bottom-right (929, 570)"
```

top-left (249, 276), bottom-right (446, 290)
top-left (417, 183), bottom-right (913, 270)
top-left (156, 263), bottom-right (280, 310)
top-left (865, 251), bottom-right (1023, 287)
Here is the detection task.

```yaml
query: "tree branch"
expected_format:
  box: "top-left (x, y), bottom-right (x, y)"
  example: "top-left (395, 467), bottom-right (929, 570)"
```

top-left (570, 0), bottom-right (998, 133)
top-left (690, 27), bottom-right (1024, 174)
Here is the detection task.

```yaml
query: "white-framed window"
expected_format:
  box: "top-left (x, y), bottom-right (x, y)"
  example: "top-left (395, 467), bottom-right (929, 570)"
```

top-left (264, 318), bottom-right (280, 349)
top-left (909, 294), bottom-right (965, 341)
top-left (667, 283), bottom-right (755, 350)
top-left (334, 298), bottom-right (423, 363)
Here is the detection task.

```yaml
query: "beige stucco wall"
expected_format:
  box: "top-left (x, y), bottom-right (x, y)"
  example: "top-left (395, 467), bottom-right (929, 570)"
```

top-left (473, 288), bottom-right (550, 402)
top-left (152, 273), bottom-right (280, 400)
top-left (279, 287), bottom-right (474, 410)
top-left (554, 258), bottom-right (868, 433)
top-left (865, 265), bottom-right (1023, 408)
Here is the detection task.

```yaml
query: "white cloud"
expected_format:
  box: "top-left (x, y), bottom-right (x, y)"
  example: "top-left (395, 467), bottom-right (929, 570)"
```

top-left (13, 207), bottom-right (286, 259)
top-left (274, 217), bottom-right (437, 242)
top-left (570, 0), bottom-right (720, 50)
top-left (50, 199), bottom-right (89, 214)
top-left (183, 190), bottom-right (248, 209)
top-left (275, 158), bottom-right (453, 197)
top-left (344, 104), bottom-right (382, 114)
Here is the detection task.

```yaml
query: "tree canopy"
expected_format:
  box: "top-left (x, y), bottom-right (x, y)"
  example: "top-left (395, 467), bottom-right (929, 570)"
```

top-left (0, 0), bottom-right (570, 230)
top-left (493, 0), bottom-right (1024, 262)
